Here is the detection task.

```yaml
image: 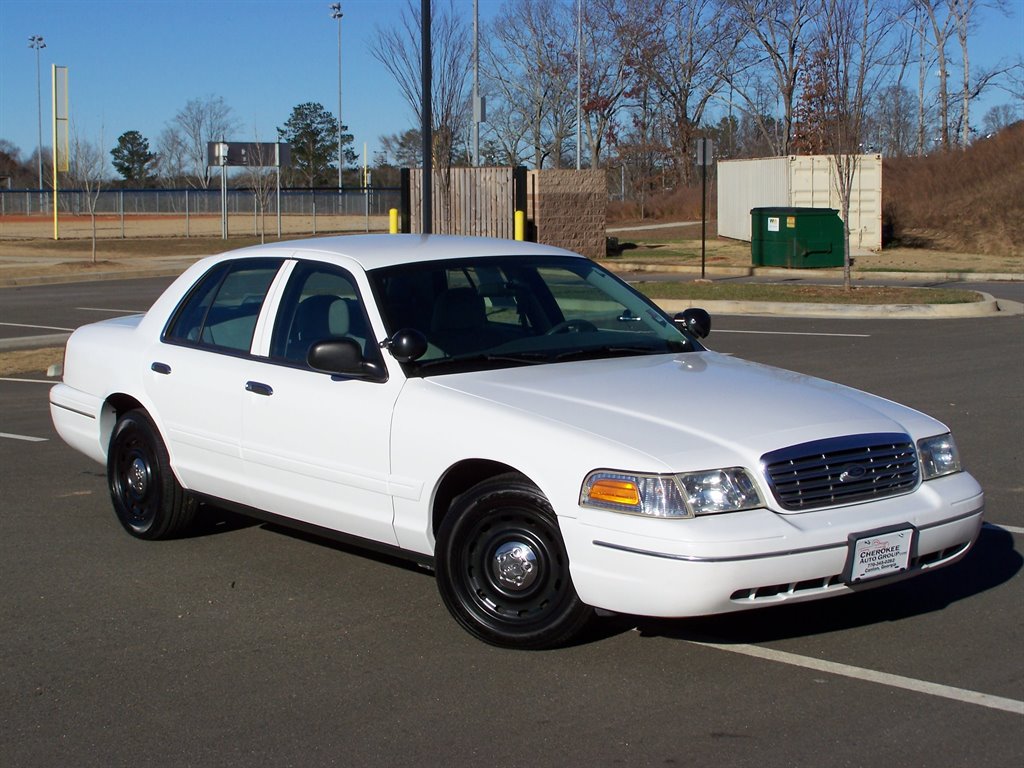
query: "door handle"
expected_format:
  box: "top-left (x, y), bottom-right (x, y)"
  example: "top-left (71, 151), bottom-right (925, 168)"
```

top-left (151, 362), bottom-right (171, 375)
top-left (245, 381), bottom-right (273, 396)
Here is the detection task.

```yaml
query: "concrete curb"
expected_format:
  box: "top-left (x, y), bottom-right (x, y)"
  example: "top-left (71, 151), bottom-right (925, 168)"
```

top-left (0, 333), bottom-right (71, 352)
top-left (608, 261), bottom-right (1024, 283)
top-left (656, 292), bottom-right (1022, 320)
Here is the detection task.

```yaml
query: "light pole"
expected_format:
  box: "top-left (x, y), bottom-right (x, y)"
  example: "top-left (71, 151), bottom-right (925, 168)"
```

top-left (330, 3), bottom-right (343, 193)
top-left (28, 35), bottom-right (46, 203)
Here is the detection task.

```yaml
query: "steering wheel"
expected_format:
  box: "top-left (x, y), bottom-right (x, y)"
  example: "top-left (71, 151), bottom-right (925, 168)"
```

top-left (544, 319), bottom-right (598, 335)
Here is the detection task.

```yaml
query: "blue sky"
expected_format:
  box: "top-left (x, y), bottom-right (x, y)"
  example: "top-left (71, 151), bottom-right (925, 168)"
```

top-left (1, 0), bottom-right (1022, 172)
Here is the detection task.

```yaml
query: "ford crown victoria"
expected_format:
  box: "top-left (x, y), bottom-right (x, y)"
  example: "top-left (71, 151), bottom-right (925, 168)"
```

top-left (49, 235), bottom-right (985, 649)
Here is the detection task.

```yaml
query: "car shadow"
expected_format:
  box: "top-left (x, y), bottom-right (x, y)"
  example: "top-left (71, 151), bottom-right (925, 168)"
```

top-left (257, 521), bottom-right (435, 576)
top-left (188, 502), bottom-right (260, 536)
top-left (184, 502), bottom-right (434, 575)
top-left (623, 524), bottom-right (1021, 645)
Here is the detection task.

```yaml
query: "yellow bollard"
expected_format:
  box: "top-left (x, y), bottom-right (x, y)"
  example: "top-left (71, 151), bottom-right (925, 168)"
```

top-left (514, 210), bottom-right (525, 241)
top-left (389, 208), bottom-right (399, 234)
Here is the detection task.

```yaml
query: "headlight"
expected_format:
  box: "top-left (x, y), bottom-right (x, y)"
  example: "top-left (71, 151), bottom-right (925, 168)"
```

top-left (918, 433), bottom-right (962, 480)
top-left (580, 468), bottom-right (763, 518)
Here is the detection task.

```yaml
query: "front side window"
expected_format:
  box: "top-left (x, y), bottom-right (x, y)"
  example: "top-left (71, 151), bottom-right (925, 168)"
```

top-left (164, 259), bottom-right (282, 353)
top-left (270, 262), bottom-right (381, 369)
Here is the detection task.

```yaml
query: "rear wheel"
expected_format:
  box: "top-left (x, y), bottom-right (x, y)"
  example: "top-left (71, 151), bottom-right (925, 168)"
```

top-left (435, 474), bottom-right (592, 649)
top-left (107, 409), bottom-right (195, 540)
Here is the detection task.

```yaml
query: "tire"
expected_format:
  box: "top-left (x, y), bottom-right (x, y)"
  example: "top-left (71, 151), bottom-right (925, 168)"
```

top-left (107, 409), bottom-right (196, 540)
top-left (435, 474), bottom-right (592, 650)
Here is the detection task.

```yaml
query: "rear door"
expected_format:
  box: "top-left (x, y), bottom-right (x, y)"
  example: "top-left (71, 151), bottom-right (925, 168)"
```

top-left (144, 258), bottom-right (283, 501)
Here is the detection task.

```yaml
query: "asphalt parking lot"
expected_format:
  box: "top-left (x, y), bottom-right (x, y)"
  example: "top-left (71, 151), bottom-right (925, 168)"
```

top-left (1, 277), bottom-right (1022, 767)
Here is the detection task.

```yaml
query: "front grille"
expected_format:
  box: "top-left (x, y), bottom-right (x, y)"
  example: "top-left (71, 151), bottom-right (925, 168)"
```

top-left (762, 433), bottom-right (919, 511)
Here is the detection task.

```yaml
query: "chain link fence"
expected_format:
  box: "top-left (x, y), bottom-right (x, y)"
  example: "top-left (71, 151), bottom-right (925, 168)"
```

top-left (0, 187), bottom-right (400, 240)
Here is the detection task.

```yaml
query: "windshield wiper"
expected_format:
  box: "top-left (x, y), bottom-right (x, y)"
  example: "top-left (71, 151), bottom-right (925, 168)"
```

top-left (552, 345), bottom-right (661, 362)
top-left (414, 351), bottom-right (550, 371)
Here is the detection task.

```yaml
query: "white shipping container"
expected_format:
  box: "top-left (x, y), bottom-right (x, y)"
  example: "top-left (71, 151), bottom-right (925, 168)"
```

top-left (718, 155), bottom-right (883, 251)
top-left (717, 158), bottom-right (789, 242)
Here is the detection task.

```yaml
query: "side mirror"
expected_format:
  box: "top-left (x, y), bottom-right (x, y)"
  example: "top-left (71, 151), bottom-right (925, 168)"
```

top-left (307, 338), bottom-right (386, 380)
top-left (673, 308), bottom-right (711, 339)
top-left (386, 328), bottom-right (429, 362)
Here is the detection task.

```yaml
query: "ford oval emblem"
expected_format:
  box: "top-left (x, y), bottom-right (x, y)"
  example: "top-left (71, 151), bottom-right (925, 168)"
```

top-left (839, 464), bottom-right (868, 483)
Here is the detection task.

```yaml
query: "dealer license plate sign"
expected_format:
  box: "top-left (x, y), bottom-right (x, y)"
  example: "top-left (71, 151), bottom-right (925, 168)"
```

top-left (845, 527), bottom-right (915, 583)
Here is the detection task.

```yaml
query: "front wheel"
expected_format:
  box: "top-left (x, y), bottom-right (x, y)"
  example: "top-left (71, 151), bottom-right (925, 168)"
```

top-left (435, 474), bottom-right (592, 649)
top-left (107, 409), bottom-right (196, 540)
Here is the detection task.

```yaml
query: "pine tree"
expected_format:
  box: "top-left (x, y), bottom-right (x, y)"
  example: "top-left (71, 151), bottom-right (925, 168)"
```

top-left (110, 130), bottom-right (156, 185)
top-left (277, 102), bottom-right (354, 188)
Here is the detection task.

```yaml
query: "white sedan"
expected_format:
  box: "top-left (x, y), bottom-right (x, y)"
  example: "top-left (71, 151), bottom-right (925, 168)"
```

top-left (50, 235), bottom-right (984, 649)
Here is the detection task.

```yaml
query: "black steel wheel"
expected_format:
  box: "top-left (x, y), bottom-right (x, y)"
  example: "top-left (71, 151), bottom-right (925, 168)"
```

top-left (435, 474), bottom-right (592, 650)
top-left (107, 409), bottom-right (195, 540)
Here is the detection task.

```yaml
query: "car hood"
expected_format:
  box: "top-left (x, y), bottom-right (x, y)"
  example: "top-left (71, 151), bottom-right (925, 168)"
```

top-left (427, 351), bottom-right (944, 470)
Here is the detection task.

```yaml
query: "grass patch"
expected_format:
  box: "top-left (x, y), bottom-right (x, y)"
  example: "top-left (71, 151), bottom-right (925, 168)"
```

top-left (0, 347), bottom-right (64, 376)
top-left (634, 282), bottom-right (980, 304)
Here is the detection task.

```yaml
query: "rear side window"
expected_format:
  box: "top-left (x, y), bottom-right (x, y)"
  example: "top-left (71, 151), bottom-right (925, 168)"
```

top-left (164, 259), bottom-right (282, 353)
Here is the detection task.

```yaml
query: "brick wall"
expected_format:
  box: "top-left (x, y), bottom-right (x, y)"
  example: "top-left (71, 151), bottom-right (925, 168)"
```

top-left (526, 169), bottom-right (607, 260)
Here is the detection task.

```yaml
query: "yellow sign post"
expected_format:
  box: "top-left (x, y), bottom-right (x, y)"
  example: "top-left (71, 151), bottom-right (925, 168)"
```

top-left (52, 64), bottom-right (69, 240)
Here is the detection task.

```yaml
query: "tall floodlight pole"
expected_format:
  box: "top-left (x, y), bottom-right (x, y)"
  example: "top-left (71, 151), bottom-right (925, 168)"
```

top-left (330, 3), bottom-right (343, 192)
top-left (29, 35), bottom-right (46, 202)
top-left (421, 0), bottom-right (432, 233)
top-left (575, 1), bottom-right (581, 170)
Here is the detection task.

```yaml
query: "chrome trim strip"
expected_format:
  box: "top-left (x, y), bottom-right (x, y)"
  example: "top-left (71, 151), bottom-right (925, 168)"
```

top-left (592, 510), bottom-right (983, 564)
top-left (49, 400), bottom-right (96, 419)
top-left (592, 539), bottom-right (846, 563)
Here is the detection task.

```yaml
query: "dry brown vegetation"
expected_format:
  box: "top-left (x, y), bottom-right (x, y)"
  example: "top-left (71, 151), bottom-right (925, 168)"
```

top-left (883, 123), bottom-right (1024, 258)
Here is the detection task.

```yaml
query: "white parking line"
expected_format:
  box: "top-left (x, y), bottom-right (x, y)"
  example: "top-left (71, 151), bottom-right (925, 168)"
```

top-left (690, 641), bottom-right (1024, 715)
top-left (717, 329), bottom-right (872, 338)
top-left (0, 377), bottom-right (54, 384)
top-left (0, 321), bottom-right (74, 331)
top-left (0, 431), bottom-right (47, 442)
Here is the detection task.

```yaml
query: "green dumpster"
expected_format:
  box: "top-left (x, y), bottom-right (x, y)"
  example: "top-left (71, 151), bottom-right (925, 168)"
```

top-left (751, 207), bottom-right (844, 268)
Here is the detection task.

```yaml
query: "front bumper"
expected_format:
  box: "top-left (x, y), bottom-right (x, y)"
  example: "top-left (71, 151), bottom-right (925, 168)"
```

top-left (559, 471), bottom-right (984, 617)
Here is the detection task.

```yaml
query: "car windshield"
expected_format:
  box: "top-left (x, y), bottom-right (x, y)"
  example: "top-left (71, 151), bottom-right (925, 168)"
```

top-left (368, 254), bottom-right (702, 375)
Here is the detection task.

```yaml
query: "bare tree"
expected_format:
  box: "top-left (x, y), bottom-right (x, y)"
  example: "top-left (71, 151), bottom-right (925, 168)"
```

top-left (917, 0), bottom-right (955, 149)
top-left (168, 95), bottom-right (237, 189)
top-left (372, 0), bottom-right (472, 230)
top-left (635, 0), bottom-right (741, 184)
top-left (809, 0), bottom-right (898, 288)
top-left (579, 0), bottom-right (646, 168)
top-left (726, 0), bottom-right (813, 156)
top-left (156, 127), bottom-right (189, 186)
top-left (982, 103), bottom-right (1018, 135)
top-left (68, 129), bottom-right (107, 263)
top-left (372, 0), bottom-right (471, 169)
top-left (243, 139), bottom-right (278, 244)
top-left (868, 84), bottom-right (918, 156)
top-left (949, 0), bottom-right (1012, 145)
top-left (481, 0), bottom-right (576, 169)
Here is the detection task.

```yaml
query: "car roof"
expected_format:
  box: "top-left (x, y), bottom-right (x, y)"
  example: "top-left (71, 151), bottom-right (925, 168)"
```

top-left (218, 234), bottom-right (586, 271)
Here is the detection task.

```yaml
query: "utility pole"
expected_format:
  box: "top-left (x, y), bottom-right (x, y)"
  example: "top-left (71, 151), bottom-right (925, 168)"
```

top-left (421, 0), bottom-right (432, 233)
top-left (330, 3), bottom-right (343, 193)
top-left (472, 0), bottom-right (479, 166)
